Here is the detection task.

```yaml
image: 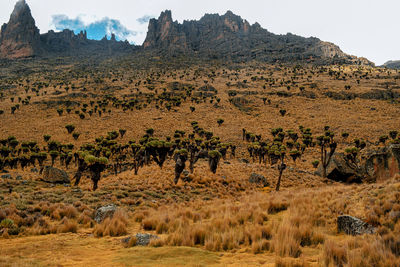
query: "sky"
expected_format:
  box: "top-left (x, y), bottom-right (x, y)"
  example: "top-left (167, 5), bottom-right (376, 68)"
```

top-left (0, 0), bottom-right (399, 65)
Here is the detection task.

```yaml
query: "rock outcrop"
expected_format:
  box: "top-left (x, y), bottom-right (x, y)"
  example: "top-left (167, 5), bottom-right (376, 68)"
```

top-left (365, 144), bottom-right (400, 182)
top-left (0, 0), bottom-right (41, 59)
top-left (143, 10), bottom-right (373, 65)
top-left (337, 215), bottom-right (375, 235)
top-left (315, 145), bottom-right (400, 183)
top-left (315, 152), bottom-right (364, 183)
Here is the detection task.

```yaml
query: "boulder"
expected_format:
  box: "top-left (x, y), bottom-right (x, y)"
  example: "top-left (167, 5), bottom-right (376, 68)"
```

top-left (249, 173), bottom-right (269, 187)
top-left (337, 215), bottom-right (375, 235)
top-left (42, 166), bottom-right (70, 184)
top-left (94, 204), bottom-right (117, 223)
top-left (315, 153), bottom-right (364, 183)
top-left (122, 233), bottom-right (159, 246)
top-left (364, 144), bottom-right (400, 182)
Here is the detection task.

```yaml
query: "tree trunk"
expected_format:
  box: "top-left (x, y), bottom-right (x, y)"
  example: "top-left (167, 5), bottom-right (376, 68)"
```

top-left (276, 169), bottom-right (283, 191)
top-left (92, 171), bottom-right (100, 191)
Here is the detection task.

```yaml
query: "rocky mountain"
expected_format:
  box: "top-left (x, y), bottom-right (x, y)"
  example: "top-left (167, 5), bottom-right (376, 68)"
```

top-left (382, 60), bottom-right (400, 69)
top-left (0, 0), bottom-right (41, 59)
top-left (0, 0), bottom-right (373, 66)
top-left (0, 0), bottom-right (133, 59)
top-left (143, 10), bottom-right (372, 65)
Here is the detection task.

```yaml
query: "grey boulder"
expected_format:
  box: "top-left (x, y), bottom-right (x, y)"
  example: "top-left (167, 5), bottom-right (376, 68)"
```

top-left (94, 204), bottom-right (117, 223)
top-left (337, 215), bottom-right (375, 235)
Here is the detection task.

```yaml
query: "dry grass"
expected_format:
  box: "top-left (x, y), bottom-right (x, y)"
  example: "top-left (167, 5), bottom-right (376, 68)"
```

top-left (130, 176), bottom-right (400, 264)
top-left (57, 218), bottom-right (78, 233)
top-left (93, 210), bottom-right (128, 237)
top-left (1, 63), bottom-right (400, 264)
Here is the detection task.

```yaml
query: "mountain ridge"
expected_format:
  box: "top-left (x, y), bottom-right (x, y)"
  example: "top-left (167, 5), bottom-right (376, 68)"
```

top-left (0, 0), bottom-right (373, 66)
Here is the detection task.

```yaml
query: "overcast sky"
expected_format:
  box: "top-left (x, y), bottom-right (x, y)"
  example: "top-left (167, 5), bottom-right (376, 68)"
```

top-left (1, 0), bottom-right (399, 65)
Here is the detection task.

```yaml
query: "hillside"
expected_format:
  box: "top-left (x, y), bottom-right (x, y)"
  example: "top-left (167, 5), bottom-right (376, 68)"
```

top-left (1, 1), bottom-right (400, 267)
top-left (0, 55), bottom-right (400, 265)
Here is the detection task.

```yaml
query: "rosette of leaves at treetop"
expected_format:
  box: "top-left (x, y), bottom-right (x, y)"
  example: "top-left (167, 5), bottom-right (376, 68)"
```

top-left (84, 154), bottom-right (109, 191)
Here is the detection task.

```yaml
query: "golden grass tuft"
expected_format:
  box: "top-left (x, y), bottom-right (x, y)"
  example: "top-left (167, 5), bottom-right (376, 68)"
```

top-left (323, 239), bottom-right (347, 267)
top-left (93, 210), bottom-right (128, 237)
top-left (57, 218), bottom-right (78, 233)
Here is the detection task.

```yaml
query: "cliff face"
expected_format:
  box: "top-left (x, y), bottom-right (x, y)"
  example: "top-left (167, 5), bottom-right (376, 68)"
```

top-left (0, 0), bottom-right (41, 59)
top-left (143, 10), bottom-right (372, 65)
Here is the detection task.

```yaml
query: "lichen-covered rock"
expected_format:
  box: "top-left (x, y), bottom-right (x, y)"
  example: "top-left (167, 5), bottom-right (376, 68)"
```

top-left (337, 215), bottom-right (375, 235)
top-left (42, 166), bottom-right (70, 184)
top-left (94, 204), bottom-right (117, 223)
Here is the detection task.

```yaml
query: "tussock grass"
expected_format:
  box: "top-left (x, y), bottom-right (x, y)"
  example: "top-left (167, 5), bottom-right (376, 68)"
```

top-left (93, 210), bottom-right (128, 237)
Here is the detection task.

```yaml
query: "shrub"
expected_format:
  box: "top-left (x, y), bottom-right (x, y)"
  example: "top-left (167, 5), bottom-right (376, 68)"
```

top-left (43, 134), bottom-right (51, 142)
top-left (312, 160), bottom-right (319, 168)
top-left (58, 219), bottom-right (78, 233)
top-left (72, 132), bottom-right (80, 140)
top-left (119, 129), bottom-right (127, 138)
top-left (65, 124), bottom-right (75, 134)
